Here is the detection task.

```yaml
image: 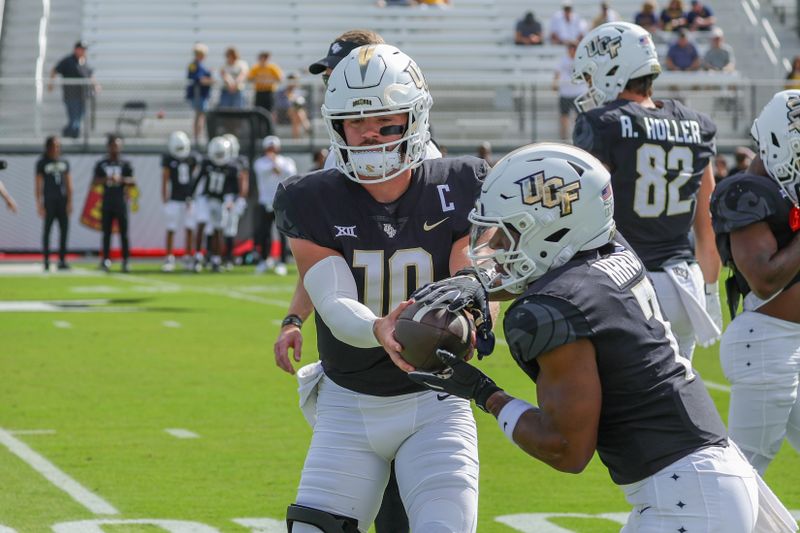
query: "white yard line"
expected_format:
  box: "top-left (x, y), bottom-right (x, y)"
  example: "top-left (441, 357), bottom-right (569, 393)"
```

top-left (10, 429), bottom-right (56, 436)
top-left (53, 321), bottom-right (72, 329)
top-left (0, 428), bottom-right (118, 515)
top-left (164, 429), bottom-right (199, 439)
top-left (162, 321), bottom-right (182, 328)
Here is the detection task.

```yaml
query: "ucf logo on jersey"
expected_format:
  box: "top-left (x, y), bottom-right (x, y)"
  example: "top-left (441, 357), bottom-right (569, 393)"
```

top-left (786, 94), bottom-right (800, 134)
top-left (585, 34), bottom-right (622, 59)
top-left (516, 171), bottom-right (581, 216)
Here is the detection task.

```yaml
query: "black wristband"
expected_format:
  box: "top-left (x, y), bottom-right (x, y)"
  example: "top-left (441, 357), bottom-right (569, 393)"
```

top-left (281, 314), bottom-right (303, 328)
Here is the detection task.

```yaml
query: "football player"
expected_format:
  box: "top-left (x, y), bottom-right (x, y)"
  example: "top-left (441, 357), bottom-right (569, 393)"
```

top-left (94, 134), bottom-right (136, 273)
top-left (572, 22), bottom-right (721, 360)
top-left (193, 136), bottom-right (238, 272)
top-left (274, 44), bottom-right (490, 533)
top-left (221, 133), bottom-right (249, 270)
top-left (409, 143), bottom-right (797, 533)
top-left (35, 135), bottom-right (73, 271)
top-left (711, 90), bottom-right (800, 475)
top-left (161, 131), bottom-right (199, 272)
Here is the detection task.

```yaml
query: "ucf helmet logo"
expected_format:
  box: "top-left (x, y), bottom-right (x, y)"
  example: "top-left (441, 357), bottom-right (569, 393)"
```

top-left (516, 171), bottom-right (581, 216)
top-left (585, 34), bottom-right (623, 59)
top-left (786, 94), bottom-right (800, 134)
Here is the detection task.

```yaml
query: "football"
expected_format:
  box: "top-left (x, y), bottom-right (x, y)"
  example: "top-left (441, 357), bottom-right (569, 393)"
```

top-left (395, 300), bottom-right (474, 371)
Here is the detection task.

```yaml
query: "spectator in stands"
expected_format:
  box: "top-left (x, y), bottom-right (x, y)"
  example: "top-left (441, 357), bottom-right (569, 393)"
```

top-left (48, 41), bottom-right (99, 139)
top-left (311, 148), bottom-right (329, 171)
top-left (660, 0), bottom-right (688, 32)
top-left (0, 180), bottom-right (17, 213)
top-left (477, 141), bottom-right (495, 167)
top-left (275, 73), bottom-right (310, 139)
top-left (785, 55), bottom-right (800, 90)
top-left (515, 11), bottom-right (543, 45)
top-left (248, 52), bottom-right (283, 114)
top-left (186, 43), bottom-right (213, 144)
top-left (36, 136), bottom-right (73, 271)
top-left (219, 47), bottom-right (248, 109)
top-left (634, 1), bottom-right (659, 34)
top-left (549, 1), bottom-right (588, 45)
top-left (687, 0), bottom-right (715, 31)
top-left (713, 154), bottom-right (729, 183)
top-left (666, 29), bottom-right (700, 71)
top-left (592, 2), bottom-right (620, 28)
top-left (703, 28), bottom-right (735, 71)
top-left (729, 146), bottom-right (755, 176)
top-left (553, 41), bottom-right (585, 140)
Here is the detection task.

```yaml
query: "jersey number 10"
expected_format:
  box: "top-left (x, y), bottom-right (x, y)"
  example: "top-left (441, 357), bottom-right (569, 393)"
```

top-left (354, 248), bottom-right (433, 316)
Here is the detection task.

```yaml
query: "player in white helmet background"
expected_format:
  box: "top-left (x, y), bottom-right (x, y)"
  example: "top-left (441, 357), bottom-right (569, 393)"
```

top-left (220, 133), bottom-right (249, 269)
top-left (408, 142), bottom-right (796, 533)
top-left (571, 21), bottom-right (722, 361)
top-left (274, 44), bottom-right (492, 532)
top-left (710, 90), bottom-right (800, 477)
top-left (161, 131), bottom-right (200, 272)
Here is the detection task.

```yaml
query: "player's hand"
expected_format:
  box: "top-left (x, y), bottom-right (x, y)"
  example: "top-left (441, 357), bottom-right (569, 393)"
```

top-left (408, 349), bottom-right (502, 412)
top-left (274, 325), bottom-right (303, 375)
top-left (374, 299), bottom-right (416, 373)
top-left (704, 281), bottom-right (723, 334)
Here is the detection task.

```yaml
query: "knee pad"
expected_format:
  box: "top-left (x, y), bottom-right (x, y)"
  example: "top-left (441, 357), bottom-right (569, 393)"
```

top-left (286, 504), bottom-right (360, 533)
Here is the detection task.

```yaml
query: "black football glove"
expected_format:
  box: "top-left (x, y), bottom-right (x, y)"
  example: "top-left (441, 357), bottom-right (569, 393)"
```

top-left (408, 349), bottom-right (502, 412)
top-left (411, 268), bottom-right (496, 358)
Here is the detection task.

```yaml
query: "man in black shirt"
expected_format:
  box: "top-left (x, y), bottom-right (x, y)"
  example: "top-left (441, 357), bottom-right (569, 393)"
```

top-left (410, 143), bottom-right (795, 533)
top-left (35, 136), bottom-right (73, 271)
top-left (49, 41), bottom-right (98, 139)
top-left (94, 134), bottom-right (135, 272)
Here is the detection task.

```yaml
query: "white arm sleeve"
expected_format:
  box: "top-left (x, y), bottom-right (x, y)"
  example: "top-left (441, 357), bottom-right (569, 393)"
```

top-left (303, 255), bottom-right (381, 349)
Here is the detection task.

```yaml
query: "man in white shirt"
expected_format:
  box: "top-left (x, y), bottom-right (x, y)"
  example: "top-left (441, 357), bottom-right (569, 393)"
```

top-left (552, 41), bottom-right (586, 139)
top-left (253, 135), bottom-right (296, 275)
top-left (549, 0), bottom-right (588, 45)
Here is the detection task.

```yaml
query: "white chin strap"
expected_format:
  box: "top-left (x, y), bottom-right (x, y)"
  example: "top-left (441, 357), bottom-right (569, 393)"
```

top-left (349, 147), bottom-right (403, 178)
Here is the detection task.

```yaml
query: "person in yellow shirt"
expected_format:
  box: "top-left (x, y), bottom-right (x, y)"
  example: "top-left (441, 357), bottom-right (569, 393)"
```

top-left (248, 52), bottom-right (284, 113)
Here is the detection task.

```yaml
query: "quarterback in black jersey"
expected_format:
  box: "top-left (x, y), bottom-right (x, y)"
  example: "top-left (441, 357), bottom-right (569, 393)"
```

top-left (572, 22), bottom-right (722, 361)
top-left (94, 134), bottom-right (135, 272)
top-left (161, 131), bottom-right (199, 272)
top-left (35, 135), bottom-right (73, 271)
top-left (711, 90), bottom-right (800, 478)
top-left (275, 45), bottom-right (488, 533)
top-left (410, 143), bottom-right (796, 533)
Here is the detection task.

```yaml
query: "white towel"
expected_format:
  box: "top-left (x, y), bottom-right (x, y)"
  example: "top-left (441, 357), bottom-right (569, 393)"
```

top-left (664, 261), bottom-right (721, 347)
top-left (754, 470), bottom-right (799, 532)
top-left (296, 361), bottom-right (324, 428)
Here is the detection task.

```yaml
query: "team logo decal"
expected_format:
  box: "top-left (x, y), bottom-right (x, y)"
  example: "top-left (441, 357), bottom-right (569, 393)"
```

top-left (331, 42), bottom-right (342, 55)
top-left (786, 94), bottom-right (800, 134)
top-left (405, 61), bottom-right (427, 90)
top-left (351, 98), bottom-right (373, 107)
top-left (516, 171), bottom-right (581, 216)
top-left (585, 34), bottom-right (622, 59)
top-left (382, 223), bottom-right (397, 238)
top-left (334, 225), bottom-right (358, 238)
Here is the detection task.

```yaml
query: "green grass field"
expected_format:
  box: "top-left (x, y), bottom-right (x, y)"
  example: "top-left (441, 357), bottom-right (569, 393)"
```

top-left (1, 262), bottom-right (798, 533)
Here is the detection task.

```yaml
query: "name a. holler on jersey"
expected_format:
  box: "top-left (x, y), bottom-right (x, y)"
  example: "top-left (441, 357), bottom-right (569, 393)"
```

top-left (619, 115), bottom-right (703, 144)
top-left (591, 248), bottom-right (642, 288)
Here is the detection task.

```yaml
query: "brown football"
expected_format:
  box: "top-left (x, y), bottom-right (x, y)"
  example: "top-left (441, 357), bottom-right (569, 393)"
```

top-left (395, 300), bottom-right (473, 371)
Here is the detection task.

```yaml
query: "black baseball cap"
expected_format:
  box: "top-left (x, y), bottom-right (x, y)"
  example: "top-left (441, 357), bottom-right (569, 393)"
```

top-left (74, 40), bottom-right (88, 49)
top-left (308, 40), bottom-right (361, 75)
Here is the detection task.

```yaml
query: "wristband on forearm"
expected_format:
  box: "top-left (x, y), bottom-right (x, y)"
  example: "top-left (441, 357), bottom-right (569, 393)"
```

top-left (281, 314), bottom-right (303, 328)
top-left (497, 398), bottom-right (535, 442)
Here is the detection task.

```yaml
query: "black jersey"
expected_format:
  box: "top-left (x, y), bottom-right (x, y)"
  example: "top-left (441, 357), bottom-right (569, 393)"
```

top-left (275, 157), bottom-right (488, 396)
top-left (503, 239), bottom-right (727, 485)
top-left (195, 160), bottom-right (239, 200)
top-left (574, 99), bottom-right (716, 270)
top-left (710, 173), bottom-right (800, 313)
top-left (36, 156), bottom-right (69, 205)
top-left (94, 158), bottom-right (134, 205)
top-left (162, 153), bottom-right (199, 202)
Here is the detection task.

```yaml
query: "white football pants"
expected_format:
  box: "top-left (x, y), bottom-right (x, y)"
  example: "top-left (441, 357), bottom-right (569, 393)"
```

top-left (620, 443), bottom-right (759, 533)
top-left (293, 375), bottom-right (479, 533)
top-left (720, 311), bottom-right (800, 475)
top-left (649, 263), bottom-right (705, 360)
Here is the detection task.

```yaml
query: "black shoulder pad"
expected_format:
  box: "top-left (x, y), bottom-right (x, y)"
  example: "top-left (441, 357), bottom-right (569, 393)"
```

top-left (274, 183), bottom-right (308, 240)
top-left (711, 174), bottom-right (783, 234)
top-left (503, 294), bottom-right (592, 364)
top-left (572, 113), bottom-right (595, 153)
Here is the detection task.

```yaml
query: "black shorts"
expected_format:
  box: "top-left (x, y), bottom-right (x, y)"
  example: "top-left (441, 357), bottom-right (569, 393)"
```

top-left (559, 96), bottom-right (577, 116)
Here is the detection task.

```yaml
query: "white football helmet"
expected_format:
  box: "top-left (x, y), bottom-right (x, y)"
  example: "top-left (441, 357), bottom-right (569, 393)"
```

top-left (168, 131), bottom-right (191, 159)
top-left (207, 136), bottom-right (231, 166)
top-left (468, 143), bottom-right (616, 294)
top-left (321, 44), bottom-right (432, 184)
top-left (572, 22), bottom-right (661, 112)
top-left (751, 89), bottom-right (800, 205)
top-left (222, 133), bottom-right (240, 159)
